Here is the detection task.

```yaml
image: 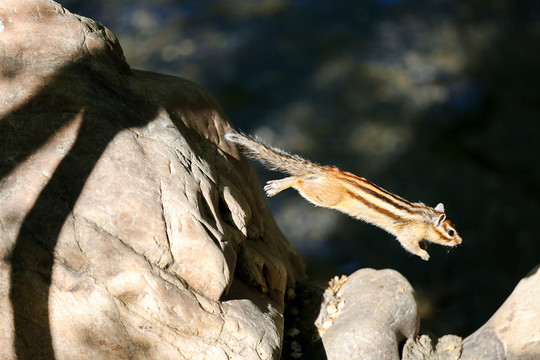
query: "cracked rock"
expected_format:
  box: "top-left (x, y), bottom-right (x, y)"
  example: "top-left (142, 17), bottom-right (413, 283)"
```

top-left (0, 1), bottom-right (303, 359)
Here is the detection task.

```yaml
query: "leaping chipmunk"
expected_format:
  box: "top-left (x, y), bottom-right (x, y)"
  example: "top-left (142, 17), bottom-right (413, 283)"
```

top-left (225, 131), bottom-right (462, 260)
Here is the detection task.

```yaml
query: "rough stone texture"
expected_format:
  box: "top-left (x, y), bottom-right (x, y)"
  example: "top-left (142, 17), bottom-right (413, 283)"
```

top-left (403, 265), bottom-right (540, 360)
top-left (402, 335), bottom-right (462, 360)
top-left (317, 269), bottom-right (419, 360)
top-left (0, 1), bottom-right (304, 359)
top-left (461, 264), bottom-right (540, 360)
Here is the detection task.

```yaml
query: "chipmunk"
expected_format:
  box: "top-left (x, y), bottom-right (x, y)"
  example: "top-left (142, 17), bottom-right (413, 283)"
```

top-left (225, 131), bottom-right (462, 260)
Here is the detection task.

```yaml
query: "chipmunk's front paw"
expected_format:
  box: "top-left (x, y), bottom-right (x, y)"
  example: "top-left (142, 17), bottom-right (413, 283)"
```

top-left (398, 238), bottom-right (430, 261)
top-left (418, 249), bottom-right (430, 261)
top-left (417, 240), bottom-right (430, 260)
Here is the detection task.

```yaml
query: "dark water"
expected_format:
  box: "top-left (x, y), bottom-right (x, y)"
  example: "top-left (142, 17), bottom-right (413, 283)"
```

top-left (60, 0), bottom-right (540, 338)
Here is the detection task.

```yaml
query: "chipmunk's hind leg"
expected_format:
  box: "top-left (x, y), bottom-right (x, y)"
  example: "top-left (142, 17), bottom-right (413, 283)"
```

top-left (264, 176), bottom-right (300, 197)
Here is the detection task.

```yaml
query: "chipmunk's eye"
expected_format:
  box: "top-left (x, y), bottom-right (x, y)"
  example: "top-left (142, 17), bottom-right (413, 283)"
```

top-left (447, 229), bottom-right (455, 237)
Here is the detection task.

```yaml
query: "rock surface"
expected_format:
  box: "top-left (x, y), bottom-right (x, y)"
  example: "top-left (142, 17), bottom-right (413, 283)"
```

top-left (403, 264), bottom-right (540, 360)
top-left (0, 1), bottom-right (304, 359)
top-left (402, 335), bottom-right (463, 360)
top-left (460, 264), bottom-right (540, 360)
top-left (286, 265), bottom-right (540, 360)
top-left (317, 269), bottom-right (419, 360)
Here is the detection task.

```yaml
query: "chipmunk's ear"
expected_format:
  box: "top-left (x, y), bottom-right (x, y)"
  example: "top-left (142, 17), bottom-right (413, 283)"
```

top-left (434, 203), bottom-right (446, 227)
top-left (434, 213), bottom-right (446, 227)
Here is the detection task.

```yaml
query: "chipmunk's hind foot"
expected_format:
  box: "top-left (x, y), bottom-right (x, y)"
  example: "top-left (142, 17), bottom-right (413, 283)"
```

top-left (264, 177), bottom-right (299, 197)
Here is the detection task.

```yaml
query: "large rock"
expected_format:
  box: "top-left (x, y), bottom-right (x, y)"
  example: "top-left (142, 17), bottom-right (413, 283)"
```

top-left (403, 264), bottom-right (540, 360)
top-left (0, 0), bottom-right (304, 359)
top-left (317, 269), bottom-right (419, 360)
top-left (461, 264), bottom-right (540, 360)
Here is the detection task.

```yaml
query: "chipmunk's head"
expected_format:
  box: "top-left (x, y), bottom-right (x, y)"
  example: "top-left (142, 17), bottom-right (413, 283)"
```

top-left (428, 203), bottom-right (462, 246)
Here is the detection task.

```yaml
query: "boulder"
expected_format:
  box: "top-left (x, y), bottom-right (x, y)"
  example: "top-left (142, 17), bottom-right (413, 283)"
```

top-left (316, 269), bottom-right (419, 360)
top-left (403, 265), bottom-right (540, 360)
top-left (461, 264), bottom-right (540, 360)
top-left (0, 0), bottom-right (304, 359)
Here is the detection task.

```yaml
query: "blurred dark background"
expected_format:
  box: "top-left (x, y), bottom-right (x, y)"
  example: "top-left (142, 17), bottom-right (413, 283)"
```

top-left (59, 0), bottom-right (540, 338)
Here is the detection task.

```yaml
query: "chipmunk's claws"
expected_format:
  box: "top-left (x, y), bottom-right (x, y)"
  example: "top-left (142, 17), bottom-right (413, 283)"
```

top-left (264, 181), bottom-right (278, 197)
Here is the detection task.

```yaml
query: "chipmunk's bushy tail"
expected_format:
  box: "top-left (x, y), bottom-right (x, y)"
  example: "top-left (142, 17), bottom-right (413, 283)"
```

top-left (225, 131), bottom-right (325, 176)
